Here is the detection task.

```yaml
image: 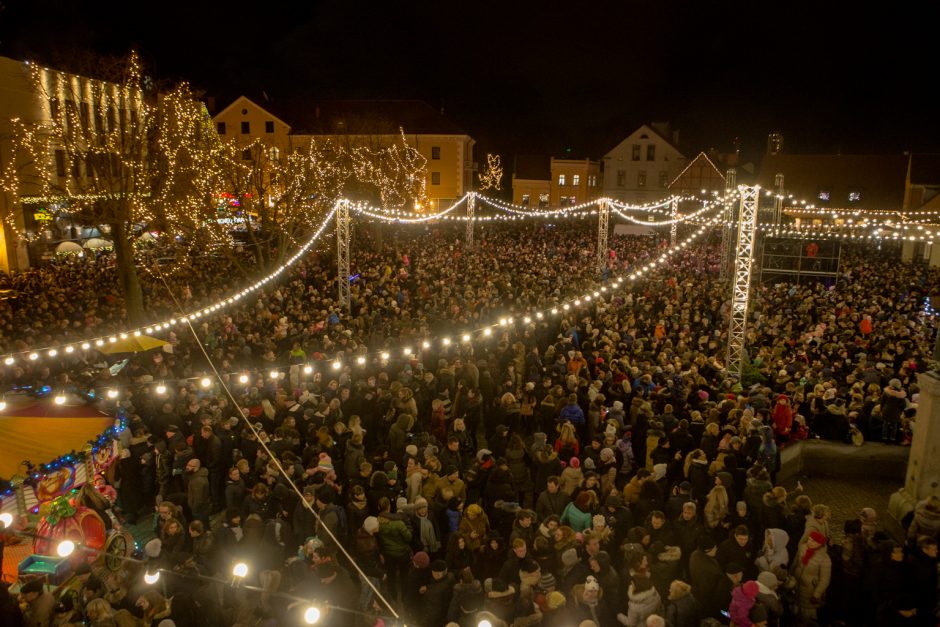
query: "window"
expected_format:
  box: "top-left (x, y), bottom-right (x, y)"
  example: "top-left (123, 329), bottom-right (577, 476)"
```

top-left (616, 170), bottom-right (626, 187)
top-left (55, 150), bottom-right (66, 177)
top-left (632, 144), bottom-right (641, 161)
top-left (431, 146), bottom-right (441, 160)
top-left (647, 145), bottom-right (656, 161)
top-left (558, 174), bottom-right (566, 186)
top-left (94, 105), bottom-right (104, 137)
top-left (637, 171), bottom-right (647, 187)
top-left (242, 148), bottom-right (252, 161)
top-left (538, 193), bottom-right (549, 207)
top-left (572, 174), bottom-right (580, 186)
top-left (265, 120), bottom-right (274, 133)
top-left (848, 190), bottom-right (861, 202)
top-left (217, 122), bottom-right (226, 135)
top-left (65, 101), bottom-right (76, 138)
top-left (431, 171), bottom-right (441, 185)
top-left (818, 190), bottom-right (830, 201)
top-left (521, 194), bottom-right (530, 206)
top-left (659, 171), bottom-right (668, 188)
top-left (70, 157), bottom-right (80, 178)
top-left (269, 147), bottom-right (280, 161)
top-left (49, 98), bottom-right (60, 120)
top-left (241, 121), bottom-right (250, 134)
top-left (79, 102), bottom-right (90, 133)
top-left (130, 110), bottom-right (137, 127)
top-left (107, 108), bottom-right (116, 133)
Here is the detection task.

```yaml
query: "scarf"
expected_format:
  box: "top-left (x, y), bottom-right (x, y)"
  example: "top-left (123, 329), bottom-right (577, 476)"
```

top-left (801, 531), bottom-right (827, 565)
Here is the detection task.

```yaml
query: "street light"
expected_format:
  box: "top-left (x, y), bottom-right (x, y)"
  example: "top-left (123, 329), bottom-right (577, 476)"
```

top-left (304, 607), bottom-right (321, 624)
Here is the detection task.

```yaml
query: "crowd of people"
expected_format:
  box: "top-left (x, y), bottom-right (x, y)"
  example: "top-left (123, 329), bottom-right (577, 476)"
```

top-left (0, 220), bottom-right (939, 627)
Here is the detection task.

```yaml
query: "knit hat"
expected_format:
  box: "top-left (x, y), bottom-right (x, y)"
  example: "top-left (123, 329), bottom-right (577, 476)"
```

top-left (613, 400), bottom-right (623, 410)
top-left (431, 560), bottom-right (447, 573)
top-left (583, 457), bottom-right (596, 470)
top-left (600, 448), bottom-right (615, 462)
top-left (145, 539), bottom-right (162, 558)
top-left (363, 516), bottom-right (379, 534)
top-left (757, 571), bottom-right (779, 589)
top-left (605, 494), bottom-right (623, 509)
top-left (889, 378), bottom-right (902, 390)
top-left (569, 457), bottom-right (580, 469)
top-left (412, 551), bottom-right (430, 568)
top-left (561, 548), bottom-right (579, 567)
top-left (414, 497), bottom-right (428, 509)
top-left (317, 452), bottom-right (334, 473)
top-left (546, 591), bottom-right (567, 610)
top-left (539, 572), bottom-right (557, 590)
top-left (725, 562), bottom-right (743, 575)
top-left (584, 575), bottom-right (600, 592)
top-left (592, 514), bottom-right (606, 528)
top-left (742, 580), bottom-right (759, 598)
top-left (405, 444), bottom-right (419, 457)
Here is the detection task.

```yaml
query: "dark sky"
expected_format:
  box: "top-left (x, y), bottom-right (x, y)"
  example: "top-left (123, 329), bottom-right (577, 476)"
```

top-left (2, 0), bottom-right (938, 165)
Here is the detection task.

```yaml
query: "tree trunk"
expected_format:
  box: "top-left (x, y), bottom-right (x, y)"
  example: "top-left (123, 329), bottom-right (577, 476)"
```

top-left (111, 221), bottom-right (146, 326)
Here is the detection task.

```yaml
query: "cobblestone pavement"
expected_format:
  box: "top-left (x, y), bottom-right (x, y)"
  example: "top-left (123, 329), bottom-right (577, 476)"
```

top-left (780, 474), bottom-right (900, 544)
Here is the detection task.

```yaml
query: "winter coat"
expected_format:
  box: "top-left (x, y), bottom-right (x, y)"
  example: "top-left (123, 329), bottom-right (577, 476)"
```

top-left (535, 489), bottom-right (570, 521)
top-left (792, 542), bottom-right (832, 610)
top-left (620, 584), bottom-right (662, 627)
top-left (377, 512), bottom-right (413, 559)
top-left (506, 448), bottom-right (532, 495)
top-left (560, 501), bottom-right (592, 532)
top-left (388, 414), bottom-right (414, 461)
top-left (665, 588), bottom-right (701, 627)
top-left (689, 549), bottom-right (724, 618)
top-left (907, 498), bottom-right (940, 541)
top-left (458, 505), bottom-right (490, 551)
top-left (755, 528), bottom-right (790, 575)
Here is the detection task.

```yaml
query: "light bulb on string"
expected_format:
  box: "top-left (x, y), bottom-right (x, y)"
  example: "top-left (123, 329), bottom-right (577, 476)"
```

top-left (56, 540), bottom-right (75, 557)
top-left (54, 392), bottom-right (66, 405)
top-left (304, 607), bottom-right (321, 624)
top-left (238, 374), bottom-right (249, 384)
top-left (156, 382), bottom-right (167, 395)
top-left (107, 389), bottom-right (119, 399)
top-left (200, 377), bottom-right (211, 388)
top-left (303, 365), bottom-right (313, 375)
top-left (232, 562), bottom-right (248, 578)
top-left (144, 570), bottom-right (160, 584)
top-left (0, 512), bottom-right (12, 528)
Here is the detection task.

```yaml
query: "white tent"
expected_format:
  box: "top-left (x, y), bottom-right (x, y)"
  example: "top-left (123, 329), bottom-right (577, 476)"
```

top-left (83, 237), bottom-right (112, 249)
top-left (613, 224), bottom-right (656, 237)
top-left (54, 241), bottom-right (82, 254)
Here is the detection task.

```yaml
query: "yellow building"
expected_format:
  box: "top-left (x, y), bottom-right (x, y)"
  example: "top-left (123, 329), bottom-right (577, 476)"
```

top-left (550, 158), bottom-right (601, 206)
top-left (511, 155), bottom-right (551, 207)
top-left (212, 97), bottom-right (475, 210)
top-left (0, 55), bottom-right (140, 271)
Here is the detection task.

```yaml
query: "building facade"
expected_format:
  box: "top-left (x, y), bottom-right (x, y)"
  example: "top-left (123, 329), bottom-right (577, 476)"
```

top-left (549, 158), bottom-right (601, 206)
top-left (213, 97), bottom-right (475, 211)
top-left (0, 55), bottom-right (140, 271)
top-left (669, 152), bottom-right (726, 196)
top-left (602, 123), bottom-right (686, 204)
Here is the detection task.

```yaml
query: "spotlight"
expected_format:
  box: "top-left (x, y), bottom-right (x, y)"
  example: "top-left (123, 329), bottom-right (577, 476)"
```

top-left (304, 606), bottom-right (321, 624)
top-left (56, 540), bottom-right (76, 557)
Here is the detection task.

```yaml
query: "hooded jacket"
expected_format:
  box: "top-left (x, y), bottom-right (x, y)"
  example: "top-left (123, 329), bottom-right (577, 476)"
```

top-left (665, 580), bottom-right (701, 627)
top-left (755, 528), bottom-right (790, 575)
top-left (377, 511), bottom-right (412, 559)
top-left (619, 583), bottom-right (662, 626)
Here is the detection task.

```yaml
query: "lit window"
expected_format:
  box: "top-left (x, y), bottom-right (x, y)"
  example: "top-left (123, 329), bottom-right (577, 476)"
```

top-left (268, 147), bottom-right (280, 161)
top-left (572, 174), bottom-right (580, 186)
top-left (818, 190), bottom-right (830, 201)
top-left (538, 193), bottom-right (549, 207)
top-left (848, 191), bottom-right (861, 202)
top-left (521, 194), bottom-right (530, 206)
top-left (558, 174), bottom-right (566, 186)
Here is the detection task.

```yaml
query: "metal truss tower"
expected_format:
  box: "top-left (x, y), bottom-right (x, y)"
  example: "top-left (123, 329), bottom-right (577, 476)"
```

top-left (466, 193), bottom-right (475, 249)
top-left (670, 197), bottom-right (678, 246)
top-left (337, 200), bottom-right (351, 312)
top-left (597, 198), bottom-right (609, 277)
top-left (726, 185), bottom-right (760, 380)
top-left (773, 173), bottom-right (785, 227)
top-left (719, 168), bottom-right (737, 280)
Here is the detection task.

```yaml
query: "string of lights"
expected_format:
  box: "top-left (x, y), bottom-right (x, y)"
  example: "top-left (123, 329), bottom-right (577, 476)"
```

top-left (348, 193), bottom-right (468, 222)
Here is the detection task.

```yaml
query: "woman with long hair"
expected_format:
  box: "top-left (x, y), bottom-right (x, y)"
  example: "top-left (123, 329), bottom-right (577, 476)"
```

top-left (704, 484), bottom-right (730, 537)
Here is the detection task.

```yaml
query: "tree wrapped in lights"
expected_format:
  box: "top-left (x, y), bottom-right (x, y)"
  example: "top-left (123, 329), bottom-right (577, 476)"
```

top-left (215, 128), bottom-right (427, 270)
top-left (0, 53), bottom-right (226, 323)
top-left (478, 153), bottom-right (503, 191)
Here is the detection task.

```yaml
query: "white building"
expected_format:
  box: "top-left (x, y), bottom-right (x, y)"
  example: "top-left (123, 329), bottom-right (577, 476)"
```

top-left (602, 123), bottom-right (686, 204)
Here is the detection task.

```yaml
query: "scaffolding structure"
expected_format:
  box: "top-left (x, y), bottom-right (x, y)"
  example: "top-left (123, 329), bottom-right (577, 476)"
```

top-left (336, 200), bottom-right (351, 312)
top-left (726, 185), bottom-right (759, 380)
top-left (772, 173), bottom-right (784, 227)
top-left (466, 193), bottom-right (475, 249)
top-left (597, 198), bottom-right (609, 277)
top-left (670, 197), bottom-right (678, 246)
top-left (719, 168), bottom-right (737, 280)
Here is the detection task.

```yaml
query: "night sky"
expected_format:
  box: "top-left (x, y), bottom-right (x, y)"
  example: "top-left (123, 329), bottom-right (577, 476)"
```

top-left (2, 1), bottom-right (938, 166)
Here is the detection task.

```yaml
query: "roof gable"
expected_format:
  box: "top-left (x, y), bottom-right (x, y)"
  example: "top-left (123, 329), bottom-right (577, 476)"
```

top-left (604, 124), bottom-right (684, 160)
top-left (213, 95), bottom-right (291, 130)
top-left (668, 152), bottom-right (726, 189)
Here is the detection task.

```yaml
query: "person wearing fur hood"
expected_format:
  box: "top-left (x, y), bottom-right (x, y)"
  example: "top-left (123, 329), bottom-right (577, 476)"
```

top-left (755, 528), bottom-right (790, 581)
top-left (664, 579), bottom-right (702, 627)
top-left (617, 575), bottom-right (663, 626)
